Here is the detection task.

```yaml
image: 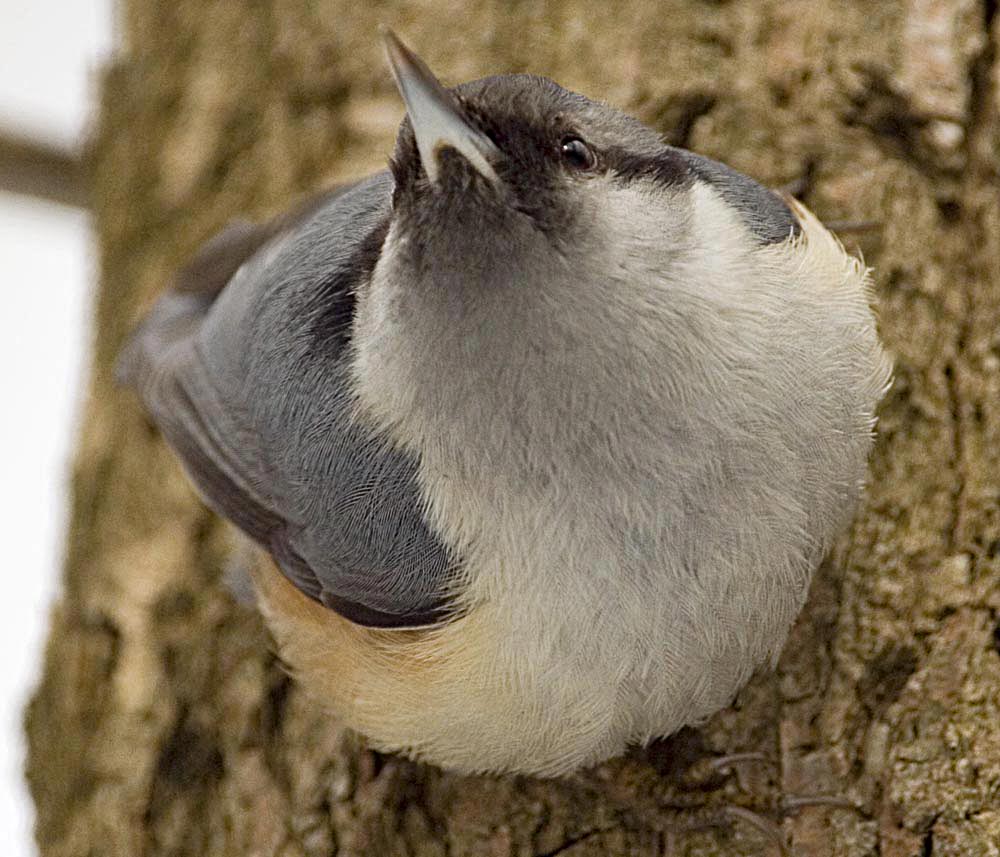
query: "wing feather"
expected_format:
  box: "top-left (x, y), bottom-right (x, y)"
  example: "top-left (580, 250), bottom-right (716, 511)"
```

top-left (119, 172), bottom-right (456, 628)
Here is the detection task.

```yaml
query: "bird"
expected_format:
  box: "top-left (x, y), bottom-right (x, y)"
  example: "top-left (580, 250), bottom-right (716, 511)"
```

top-left (118, 29), bottom-right (891, 778)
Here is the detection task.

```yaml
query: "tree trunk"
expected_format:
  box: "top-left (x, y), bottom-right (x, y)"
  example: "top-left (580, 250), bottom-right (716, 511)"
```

top-left (26, 1), bottom-right (1000, 855)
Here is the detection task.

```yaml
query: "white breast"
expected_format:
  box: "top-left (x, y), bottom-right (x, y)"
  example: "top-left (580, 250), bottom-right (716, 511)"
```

top-left (347, 182), bottom-right (890, 775)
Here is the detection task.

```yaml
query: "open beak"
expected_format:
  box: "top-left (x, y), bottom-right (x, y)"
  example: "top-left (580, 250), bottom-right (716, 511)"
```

top-left (382, 28), bottom-right (501, 185)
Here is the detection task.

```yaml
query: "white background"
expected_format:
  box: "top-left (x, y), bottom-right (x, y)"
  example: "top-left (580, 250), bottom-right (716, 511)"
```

top-left (0, 2), bottom-right (114, 853)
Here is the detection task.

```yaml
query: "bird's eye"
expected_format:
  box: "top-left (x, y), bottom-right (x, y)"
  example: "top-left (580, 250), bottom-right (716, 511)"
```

top-left (559, 136), bottom-right (597, 171)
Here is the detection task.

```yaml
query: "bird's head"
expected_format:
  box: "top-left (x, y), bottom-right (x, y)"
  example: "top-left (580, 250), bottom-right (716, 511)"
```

top-left (358, 31), bottom-right (800, 454)
top-left (381, 29), bottom-right (707, 283)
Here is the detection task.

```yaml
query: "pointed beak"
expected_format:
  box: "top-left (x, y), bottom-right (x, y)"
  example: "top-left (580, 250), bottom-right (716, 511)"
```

top-left (382, 28), bottom-right (501, 185)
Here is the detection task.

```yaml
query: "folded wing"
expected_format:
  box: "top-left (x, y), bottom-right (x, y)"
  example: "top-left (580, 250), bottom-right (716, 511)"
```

top-left (119, 172), bottom-right (456, 628)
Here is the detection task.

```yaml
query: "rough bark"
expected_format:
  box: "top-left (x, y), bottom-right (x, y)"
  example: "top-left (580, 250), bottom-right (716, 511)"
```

top-left (26, 1), bottom-right (1000, 855)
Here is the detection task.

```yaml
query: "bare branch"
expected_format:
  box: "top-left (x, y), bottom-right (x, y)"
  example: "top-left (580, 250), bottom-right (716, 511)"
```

top-left (0, 129), bottom-right (85, 208)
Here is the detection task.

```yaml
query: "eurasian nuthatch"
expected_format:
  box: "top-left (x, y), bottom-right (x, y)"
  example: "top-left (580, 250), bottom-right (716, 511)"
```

top-left (120, 30), bottom-right (890, 776)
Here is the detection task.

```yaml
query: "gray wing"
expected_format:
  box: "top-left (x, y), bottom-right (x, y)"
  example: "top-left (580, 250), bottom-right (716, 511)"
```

top-left (118, 171), bottom-right (457, 628)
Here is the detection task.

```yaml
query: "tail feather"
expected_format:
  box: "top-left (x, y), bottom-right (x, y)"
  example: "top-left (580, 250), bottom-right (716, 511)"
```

top-left (116, 218), bottom-right (274, 389)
